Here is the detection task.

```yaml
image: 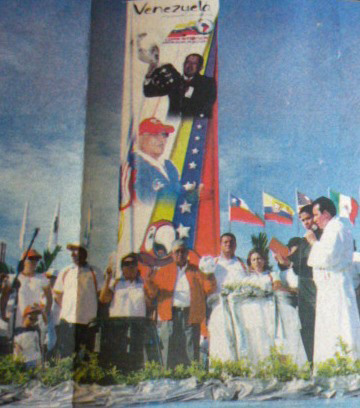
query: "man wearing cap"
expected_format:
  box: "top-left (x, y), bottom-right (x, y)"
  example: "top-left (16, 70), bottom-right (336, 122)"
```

top-left (134, 117), bottom-right (181, 205)
top-left (143, 53), bottom-right (216, 118)
top-left (53, 242), bottom-right (103, 358)
top-left (1, 249), bottom-right (52, 330)
top-left (144, 239), bottom-right (216, 368)
top-left (99, 253), bottom-right (148, 371)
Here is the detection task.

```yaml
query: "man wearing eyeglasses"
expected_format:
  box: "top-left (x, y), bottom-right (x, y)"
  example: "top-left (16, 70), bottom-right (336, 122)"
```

top-left (134, 117), bottom-right (181, 205)
top-left (144, 239), bottom-right (216, 368)
top-left (99, 253), bottom-right (148, 371)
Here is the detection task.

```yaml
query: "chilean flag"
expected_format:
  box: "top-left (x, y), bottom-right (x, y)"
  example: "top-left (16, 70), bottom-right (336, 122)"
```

top-left (229, 194), bottom-right (265, 227)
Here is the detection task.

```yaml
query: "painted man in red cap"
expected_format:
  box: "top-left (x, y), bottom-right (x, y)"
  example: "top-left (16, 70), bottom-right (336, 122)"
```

top-left (0, 249), bottom-right (52, 330)
top-left (134, 117), bottom-right (181, 204)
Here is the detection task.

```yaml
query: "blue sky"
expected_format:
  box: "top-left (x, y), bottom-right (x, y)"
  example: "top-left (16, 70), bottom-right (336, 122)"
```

top-left (0, 0), bottom-right (91, 268)
top-left (1, 0), bottom-right (360, 270)
top-left (218, 0), bottom-right (360, 258)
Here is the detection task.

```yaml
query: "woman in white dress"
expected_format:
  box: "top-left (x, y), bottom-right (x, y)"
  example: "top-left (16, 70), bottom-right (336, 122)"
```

top-left (242, 249), bottom-right (307, 366)
top-left (239, 249), bottom-right (276, 364)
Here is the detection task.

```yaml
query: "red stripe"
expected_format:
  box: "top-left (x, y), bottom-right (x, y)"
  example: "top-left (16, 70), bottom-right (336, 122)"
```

top-left (264, 213), bottom-right (293, 225)
top-left (230, 207), bottom-right (265, 226)
top-left (350, 198), bottom-right (359, 225)
top-left (194, 44), bottom-right (220, 257)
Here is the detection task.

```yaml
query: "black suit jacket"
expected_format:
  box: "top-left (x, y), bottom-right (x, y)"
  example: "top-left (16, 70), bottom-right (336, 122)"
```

top-left (144, 64), bottom-right (216, 118)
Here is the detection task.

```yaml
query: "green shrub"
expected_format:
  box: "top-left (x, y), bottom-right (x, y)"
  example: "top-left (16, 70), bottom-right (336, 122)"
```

top-left (35, 357), bottom-right (73, 386)
top-left (315, 337), bottom-right (357, 377)
top-left (3, 338), bottom-right (360, 387)
top-left (209, 358), bottom-right (252, 379)
top-left (0, 355), bottom-right (34, 385)
top-left (188, 360), bottom-right (220, 382)
top-left (222, 359), bottom-right (252, 378)
top-left (255, 346), bottom-right (299, 382)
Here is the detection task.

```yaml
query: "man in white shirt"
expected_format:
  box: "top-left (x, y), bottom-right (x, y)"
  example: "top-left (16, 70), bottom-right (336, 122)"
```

top-left (144, 239), bottom-right (216, 368)
top-left (207, 233), bottom-right (247, 361)
top-left (1, 249), bottom-right (51, 331)
top-left (54, 242), bottom-right (103, 358)
top-left (214, 233), bottom-right (248, 290)
top-left (306, 196), bottom-right (360, 363)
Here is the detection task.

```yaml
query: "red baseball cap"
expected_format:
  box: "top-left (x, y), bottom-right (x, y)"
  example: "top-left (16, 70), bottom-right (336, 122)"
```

top-left (23, 305), bottom-right (42, 318)
top-left (139, 117), bottom-right (175, 135)
top-left (22, 249), bottom-right (42, 260)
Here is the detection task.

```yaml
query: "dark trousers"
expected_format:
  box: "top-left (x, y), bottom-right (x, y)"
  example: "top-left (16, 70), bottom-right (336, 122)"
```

top-left (99, 318), bottom-right (144, 373)
top-left (298, 278), bottom-right (317, 363)
top-left (159, 307), bottom-right (200, 369)
top-left (57, 319), bottom-right (96, 359)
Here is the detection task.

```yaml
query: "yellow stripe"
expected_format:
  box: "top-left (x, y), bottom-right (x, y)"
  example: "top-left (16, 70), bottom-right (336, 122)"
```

top-left (151, 119), bottom-right (193, 222)
top-left (150, 31), bottom-right (215, 224)
top-left (263, 192), bottom-right (295, 216)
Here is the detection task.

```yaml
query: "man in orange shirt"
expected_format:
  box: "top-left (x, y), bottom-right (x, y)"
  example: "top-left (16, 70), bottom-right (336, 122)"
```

top-left (144, 239), bottom-right (216, 368)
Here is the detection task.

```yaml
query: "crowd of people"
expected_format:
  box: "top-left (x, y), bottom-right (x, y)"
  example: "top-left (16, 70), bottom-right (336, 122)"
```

top-left (1, 196), bottom-right (360, 371)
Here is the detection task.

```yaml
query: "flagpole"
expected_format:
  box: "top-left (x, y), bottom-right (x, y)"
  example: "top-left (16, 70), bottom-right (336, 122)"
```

top-left (19, 201), bottom-right (29, 254)
top-left (129, 5), bottom-right (135, 253)
top-left (228, 191), bottom-right (231, 232)
top-left (262, 190), bottom-right (266, 234)
top-left (47, 201), bottom-right (60, 250)
top-left (295, 188), bottom-right (300, 236)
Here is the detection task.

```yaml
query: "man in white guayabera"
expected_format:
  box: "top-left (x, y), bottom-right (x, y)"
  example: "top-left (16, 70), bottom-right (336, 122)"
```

top-left (305, 196), bottom-right (360, 363)
top-left (200, 233), bottom-right (248, 361)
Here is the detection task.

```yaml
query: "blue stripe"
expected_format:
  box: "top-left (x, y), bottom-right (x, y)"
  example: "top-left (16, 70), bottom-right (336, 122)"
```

top-left (172, 23), bottom-right (218, 249)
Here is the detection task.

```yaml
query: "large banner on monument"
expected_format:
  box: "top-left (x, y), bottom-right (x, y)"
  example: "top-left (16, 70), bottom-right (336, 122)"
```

top-left (118, 0), bottom-right (220, 267)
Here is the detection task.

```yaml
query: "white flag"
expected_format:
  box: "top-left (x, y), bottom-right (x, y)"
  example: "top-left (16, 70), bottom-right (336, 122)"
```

top-left (19, 201), bottom-right (29, 251)
top-left (47, 202), bottom-right (60, 249)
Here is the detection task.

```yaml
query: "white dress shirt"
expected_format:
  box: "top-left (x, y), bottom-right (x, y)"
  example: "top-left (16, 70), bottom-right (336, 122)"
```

top-left (173, 264), bottom-right (191, 307)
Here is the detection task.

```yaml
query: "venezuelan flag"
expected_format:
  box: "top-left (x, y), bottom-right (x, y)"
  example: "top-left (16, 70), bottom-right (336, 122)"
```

top-left (263, 192), bottom-right (294, 225)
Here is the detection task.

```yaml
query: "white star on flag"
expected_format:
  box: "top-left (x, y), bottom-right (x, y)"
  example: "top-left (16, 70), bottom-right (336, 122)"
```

top-left (176, 223), bottom-right (190, 238)
top-left (183, 181), bottom-right (196, 191)
top-left (179, 200), bottom-right (192, 214)
top-left (195, 136), bottom-right (200, 141)
top-left (196, 124), bottom-right (202, 129)
top-left (192, 148), bottom-right (199, 154)
top-left (189, 161), bottom-right (197, 169)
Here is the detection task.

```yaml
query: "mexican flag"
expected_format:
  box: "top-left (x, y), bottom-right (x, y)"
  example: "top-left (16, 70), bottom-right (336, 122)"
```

top-left (329, 190), bottom-right (359, 225)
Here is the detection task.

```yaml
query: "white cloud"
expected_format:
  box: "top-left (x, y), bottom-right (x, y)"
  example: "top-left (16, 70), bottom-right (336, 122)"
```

top-left (0, 137), bottom-right (83, 267)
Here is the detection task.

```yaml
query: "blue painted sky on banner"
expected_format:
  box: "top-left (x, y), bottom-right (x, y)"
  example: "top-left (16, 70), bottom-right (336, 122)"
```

top-left (1, 0), bottom-right (360, 269)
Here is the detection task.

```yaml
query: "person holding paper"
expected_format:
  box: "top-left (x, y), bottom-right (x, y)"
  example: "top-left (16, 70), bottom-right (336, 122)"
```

top-left (275, 204), bottom-right (321, 363)
top-left (305, 196), bottom-right (360, 363)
